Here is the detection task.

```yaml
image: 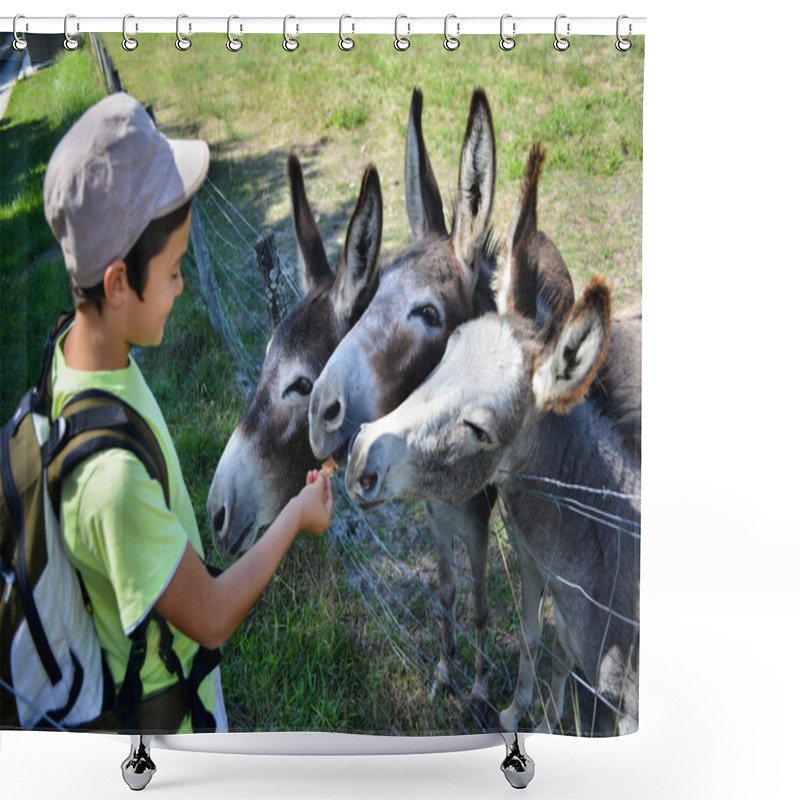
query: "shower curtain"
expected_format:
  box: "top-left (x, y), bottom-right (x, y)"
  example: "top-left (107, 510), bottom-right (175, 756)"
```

top-left (1, 23), bottom-right (643, 746)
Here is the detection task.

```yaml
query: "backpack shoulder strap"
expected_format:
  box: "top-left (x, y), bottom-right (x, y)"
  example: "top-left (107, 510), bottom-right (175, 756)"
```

top-left (33, 310), bottom-right (76, 417)
top-left (46, 390), bottom-right (170, 510)
top-left (31, 310), bottom-right (169, 506)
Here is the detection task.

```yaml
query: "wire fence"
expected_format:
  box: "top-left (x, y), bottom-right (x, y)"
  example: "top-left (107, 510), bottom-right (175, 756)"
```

top-left (184, 176), bottom-right (641, 737)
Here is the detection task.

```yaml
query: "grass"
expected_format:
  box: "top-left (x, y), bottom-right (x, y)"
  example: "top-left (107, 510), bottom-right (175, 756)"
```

top-left (220, 534), bottom-right (380, 732)
top-left (0, 46), bottom-right (107, 421)
top-left (103, 33), bottom-right (643, 303)
top-left (2, 33), bottom-right (643, 736)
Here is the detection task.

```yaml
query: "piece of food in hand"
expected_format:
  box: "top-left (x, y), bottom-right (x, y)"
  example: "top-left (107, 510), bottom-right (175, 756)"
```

top-left (321, 457), bottom-right (338, 476)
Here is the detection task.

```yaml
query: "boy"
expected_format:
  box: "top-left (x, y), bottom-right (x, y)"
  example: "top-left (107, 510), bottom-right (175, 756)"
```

top-left (43, 92), bottom-right (333, 734)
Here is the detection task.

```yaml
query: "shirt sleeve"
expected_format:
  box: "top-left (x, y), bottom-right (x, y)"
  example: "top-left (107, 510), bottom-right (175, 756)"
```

top-left (71, 448), bottom-right (189, 635)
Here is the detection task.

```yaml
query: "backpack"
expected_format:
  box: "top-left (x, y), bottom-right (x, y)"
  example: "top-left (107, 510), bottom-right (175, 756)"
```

top-left (1, 311), bottom-right (219, 732)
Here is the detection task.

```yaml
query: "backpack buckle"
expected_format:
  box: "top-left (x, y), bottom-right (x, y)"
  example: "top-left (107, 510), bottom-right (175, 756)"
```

top-left (1, 565), bottom-right (14, 604)
top-left (42, 417), bottom-right (68, 466)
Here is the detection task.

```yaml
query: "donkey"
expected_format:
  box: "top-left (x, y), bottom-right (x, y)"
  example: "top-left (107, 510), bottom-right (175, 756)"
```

top-left (206, 155), bottom-right (382, 556)
top-left (308, 88), bottom-right (574, 714)
top-left (344, 146), bottom-right (641, 735)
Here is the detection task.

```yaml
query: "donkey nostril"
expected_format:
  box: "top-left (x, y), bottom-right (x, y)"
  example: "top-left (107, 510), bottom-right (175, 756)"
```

top-left (213, 506), bottom-right (226, 535)
top-left (359, 473), bottom-right (378, 494)
top-left (323, 400), bottom-right (341, 424)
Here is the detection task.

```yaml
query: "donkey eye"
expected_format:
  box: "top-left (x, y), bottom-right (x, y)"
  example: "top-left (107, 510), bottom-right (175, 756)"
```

top-left (410, 304), bottom-right (442, 328)
top-left (464, 420), bottom-right (493, 445)
top-left (284, 377), bottom-right (313, 397)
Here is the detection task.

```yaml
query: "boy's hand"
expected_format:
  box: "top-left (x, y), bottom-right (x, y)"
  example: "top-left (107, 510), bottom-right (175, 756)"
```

top-left (295, 470), bottom-right (333, 536)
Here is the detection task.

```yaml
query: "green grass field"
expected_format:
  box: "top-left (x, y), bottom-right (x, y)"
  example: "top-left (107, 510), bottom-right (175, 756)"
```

top-left (104, 33), bottom-right (643, 303)
top-left (1, 34), bottom-right (643, 735)
top-left (0, 47), bottom-right (106, 419)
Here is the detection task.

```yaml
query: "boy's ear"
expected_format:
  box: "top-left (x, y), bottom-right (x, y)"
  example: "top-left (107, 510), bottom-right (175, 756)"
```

top-left (102, 260), bottom-right (128, 308)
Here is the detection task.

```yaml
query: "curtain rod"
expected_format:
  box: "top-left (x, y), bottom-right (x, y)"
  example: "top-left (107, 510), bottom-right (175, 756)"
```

top-left (1, 16), bottom-right (645, 37)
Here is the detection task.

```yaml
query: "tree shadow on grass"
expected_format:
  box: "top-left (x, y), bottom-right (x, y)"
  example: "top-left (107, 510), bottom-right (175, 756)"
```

top-left (1, 114), bottom-right (76, 422)
top-left (198, 136), bottom-right (380, 283)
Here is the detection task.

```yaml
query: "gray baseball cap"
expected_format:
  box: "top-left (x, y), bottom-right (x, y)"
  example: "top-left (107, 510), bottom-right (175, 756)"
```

top-left (44, 92), bottom-right (209, 289)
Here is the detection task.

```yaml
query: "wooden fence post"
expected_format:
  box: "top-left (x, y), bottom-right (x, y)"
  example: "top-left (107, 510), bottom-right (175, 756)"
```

top-left (255, 229), bottom-right (296, 326)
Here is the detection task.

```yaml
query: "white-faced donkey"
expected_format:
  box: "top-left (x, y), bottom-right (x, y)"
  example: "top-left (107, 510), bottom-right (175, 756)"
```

top-left (207, 155), bottom-right (382, 556)
top-left (345, 146), bottom-right (641, 735)
top-left (308, 88), bottom-right (575, 722)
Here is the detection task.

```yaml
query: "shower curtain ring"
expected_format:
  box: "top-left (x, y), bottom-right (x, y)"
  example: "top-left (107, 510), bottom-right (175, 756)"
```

top-left (12, 15), bottom-right (28, 51)
top-left (499, 14), bottom-right (515, 51)
top-left (176, 14), bottom-right (192, 51)
top-left (394, 15), bottom-right (410, 51)
top-left (615, 15), bottom-right (632, 51)
top-left (554, 14), bottom-right (570, 51)
top-left (339, 15), bottom-right (354, 50)
top-left (227, 15), bottom-right (243, 51)
top-left (443, 14), bottom-right (460, 51)
top-left (122, 14), bottom-right (138, 51)
top-left (64, 14), bottom-right (80, 50)
top-left (283, 15), bottom-right (299, 51)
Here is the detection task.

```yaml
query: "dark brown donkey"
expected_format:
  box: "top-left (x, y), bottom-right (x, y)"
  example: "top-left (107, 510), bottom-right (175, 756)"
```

top-left (308, 89), bottom-right (573, 715)
top-left (207, 155), bottom-right (382, 556)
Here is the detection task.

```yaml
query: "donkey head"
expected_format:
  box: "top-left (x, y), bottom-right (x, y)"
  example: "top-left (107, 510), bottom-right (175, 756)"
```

top-left (207, 155), bottom-right (382, 556)
top-left (308, 88), bottom-right (497, 464)
top-left (345, 143), bottom-right (611, 507)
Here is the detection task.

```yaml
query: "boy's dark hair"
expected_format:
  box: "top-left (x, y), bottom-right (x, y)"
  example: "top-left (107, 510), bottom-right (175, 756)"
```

top-left (74, 200), bottom-right (192, 314)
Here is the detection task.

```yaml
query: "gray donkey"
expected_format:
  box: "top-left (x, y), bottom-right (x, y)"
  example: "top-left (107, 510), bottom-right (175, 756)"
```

top-left (345, 146), bottom-right (641, 735)
top-left (207, 155), bottom-right (382, 556)
top-left (308, 89), bottom-right (574, 716)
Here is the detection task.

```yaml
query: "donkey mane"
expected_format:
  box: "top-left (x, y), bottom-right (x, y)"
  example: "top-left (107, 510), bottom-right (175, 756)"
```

top-left (472, 230), bottom-right (501, 317)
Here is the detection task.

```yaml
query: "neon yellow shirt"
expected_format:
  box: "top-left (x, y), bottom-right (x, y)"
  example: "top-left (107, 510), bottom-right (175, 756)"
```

top-left (51, 328), bottom-right (215, 732)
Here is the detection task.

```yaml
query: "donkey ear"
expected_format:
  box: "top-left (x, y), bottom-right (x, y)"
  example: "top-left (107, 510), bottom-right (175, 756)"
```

top-left (452, 88), bottom-right (496, 297)
top-left (332, 165), bottom-right (383, 321)
top-left (405, 88), bottom-right (447, 240)
top-left (288, 154), bottom-right (332, 295)
top-left (532, 277), bottom-right (611, 415)
top-left (496, 142), bottom-right (546, 319)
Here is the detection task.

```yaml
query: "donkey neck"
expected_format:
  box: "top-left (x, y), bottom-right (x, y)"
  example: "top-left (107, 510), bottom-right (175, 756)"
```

top-left (496, 398), bottom-right (640, 584)
top-left (511, 399), bottom-right (640, 501)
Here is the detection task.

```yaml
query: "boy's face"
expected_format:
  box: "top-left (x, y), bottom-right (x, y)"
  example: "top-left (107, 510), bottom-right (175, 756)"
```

top-left (125, 210), bottom-right (191, 347)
